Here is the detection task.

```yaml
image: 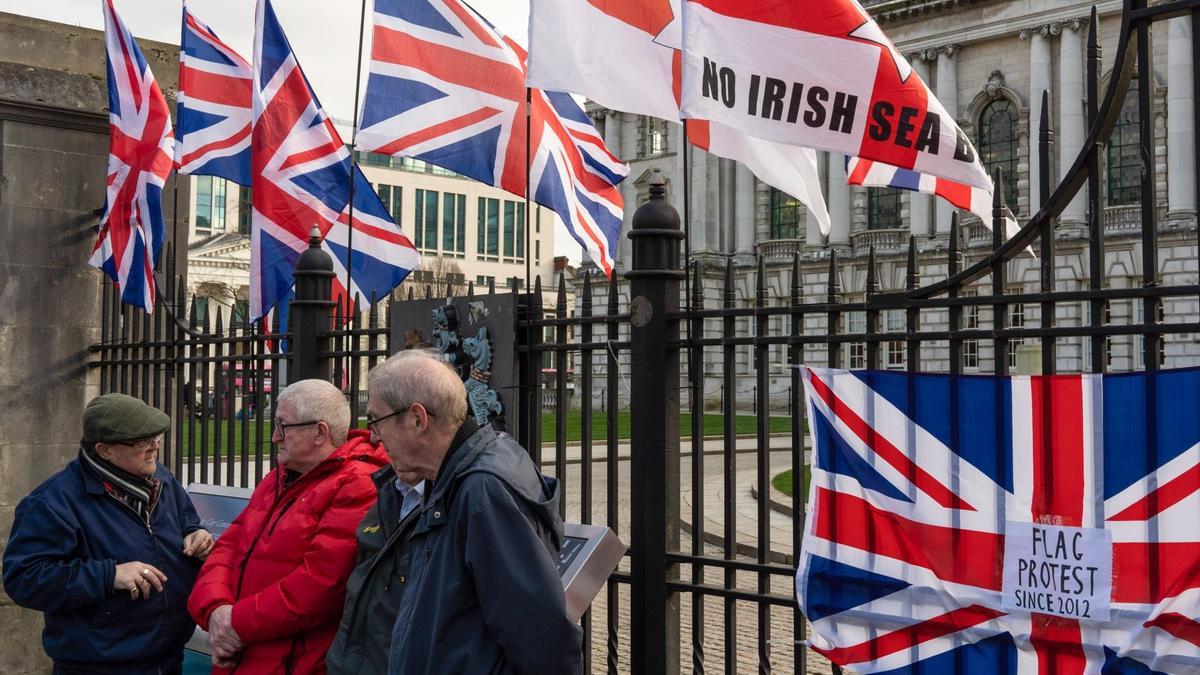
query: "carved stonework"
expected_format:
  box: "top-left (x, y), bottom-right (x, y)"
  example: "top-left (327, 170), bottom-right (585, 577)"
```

top-left (985, 70), bottom-right (1006, 98)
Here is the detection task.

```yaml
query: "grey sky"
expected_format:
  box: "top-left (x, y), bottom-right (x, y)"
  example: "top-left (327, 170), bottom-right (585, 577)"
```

top-left (0, 0), bottom-right (530, 122)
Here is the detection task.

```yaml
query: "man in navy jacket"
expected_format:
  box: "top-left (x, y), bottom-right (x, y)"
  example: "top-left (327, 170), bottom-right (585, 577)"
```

top-left (366, 351), bottom-right (582, 675)
top-left (3, 393), bottom-right (213, 675)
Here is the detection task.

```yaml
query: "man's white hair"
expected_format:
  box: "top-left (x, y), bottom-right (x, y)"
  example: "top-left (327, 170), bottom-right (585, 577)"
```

top-left (368, 350), bottom-right (468, 428)
top-left (277, 379), bottom-right (351, 446)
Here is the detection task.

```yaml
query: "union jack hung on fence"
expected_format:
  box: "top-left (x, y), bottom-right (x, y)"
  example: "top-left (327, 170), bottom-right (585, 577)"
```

top-left (176, 3), bottom-right (252, 185)
top-left (798, 367), bottom-right (1200, 673)
top-left (356, 0), bottom-right (627, 276)
top-left (846, 156), bottom-right (1021, 241)
top-left (89, 0), bottom-right (175, 313)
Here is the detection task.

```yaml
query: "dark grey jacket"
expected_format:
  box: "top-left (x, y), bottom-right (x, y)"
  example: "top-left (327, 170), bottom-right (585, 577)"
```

top-left (386, 422), bottom-right (582, 674)
top-left (327, 465), bottom-right (421, 675)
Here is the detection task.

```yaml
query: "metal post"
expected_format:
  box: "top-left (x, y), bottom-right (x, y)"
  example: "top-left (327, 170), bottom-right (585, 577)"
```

top-left (626, 171), bottom-right (684, 675)
top-left (289, 226), bottom-right (336, 384)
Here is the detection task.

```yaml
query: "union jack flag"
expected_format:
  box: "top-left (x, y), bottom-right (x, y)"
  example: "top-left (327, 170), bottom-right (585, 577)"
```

top-left (175, 3), bottom-right (252, 184)
top-left (251, 0), bottom-right (417, 320)
top-left (326, 166), bottom-right (420, 312)
top-left (846, 156), bottom-right (1021, 242)
top-left (89, 0), bottom-right (175, 313)
top-left (798, 367), bottom-right (1200, 674)
top-left (356, 0), bottom-right (627, 276)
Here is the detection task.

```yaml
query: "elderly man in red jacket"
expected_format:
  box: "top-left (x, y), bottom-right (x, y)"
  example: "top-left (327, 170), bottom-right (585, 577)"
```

top-left (188, 378), bottom-right (387, 674)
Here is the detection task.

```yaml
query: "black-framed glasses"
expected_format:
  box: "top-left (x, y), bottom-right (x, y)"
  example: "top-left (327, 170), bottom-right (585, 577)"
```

top-left (365, 409), bottom-right (407, 432)
top-left (273, 419), bottom-right (320, 435)
top-left (365, 405), bottom-right (436, 432)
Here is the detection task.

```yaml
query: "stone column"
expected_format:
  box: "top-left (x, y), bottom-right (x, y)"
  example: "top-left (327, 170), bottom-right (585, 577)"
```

top-left (1168, 17), bottom-right (1197, 219)
top-left (805, 153), bottom-right (827, 248)
top-left (670, 120), bottom-right (685, 221)
top-left (718, 158), bottom-right (736, 255)
top-left (706, 153), bottom-right (721, 253)
top-left (1024, 26), bottom-right (1054, 214)
top-left (689, 142), bottom-right (709, 253)
top-left (1060, 20), bottom-right (1087, 227)
top-left (935, 45), bottom-right (960, 234)
top-left (827, 151), bottom-right (851, 247)
top-left (603, 110), bottom-right (634, 270)
top-left (734, 164), bottom-right (756, 263)
top-left (909, 53), bottom-right (934, 237)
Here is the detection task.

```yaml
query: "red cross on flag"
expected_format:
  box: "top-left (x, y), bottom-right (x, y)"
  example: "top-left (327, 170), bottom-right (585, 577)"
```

top-left (680, 0), bottom-right (993, 195)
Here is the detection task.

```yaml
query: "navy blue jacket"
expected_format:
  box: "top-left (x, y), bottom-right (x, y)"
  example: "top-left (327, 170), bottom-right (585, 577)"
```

top-left (387, 423), bottom-right (582, 674)
top-left (3, 456), bottom-right (202, 674)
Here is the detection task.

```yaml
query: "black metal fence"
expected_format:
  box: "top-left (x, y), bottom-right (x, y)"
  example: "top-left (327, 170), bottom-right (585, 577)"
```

top-left (89, 1), bottom-right (1200, 672)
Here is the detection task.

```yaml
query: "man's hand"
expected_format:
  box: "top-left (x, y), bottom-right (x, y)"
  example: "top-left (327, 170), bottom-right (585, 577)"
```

top-left (183, 529), bottom-right (215, 559)
top-left (208, 604), bottom-right (244, 656)
top-left (113, 562), bottom-right (167, 600)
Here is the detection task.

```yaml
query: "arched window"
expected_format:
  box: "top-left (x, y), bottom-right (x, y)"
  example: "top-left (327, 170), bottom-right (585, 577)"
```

top-left (1107, 90), bottom-right (1140, 206)
top-left (769, 188), bottom-right (801, 239)
top-left (978, 98), bottom-right (1019, 209)
top-left (867, 187), bottom-right (902, 230)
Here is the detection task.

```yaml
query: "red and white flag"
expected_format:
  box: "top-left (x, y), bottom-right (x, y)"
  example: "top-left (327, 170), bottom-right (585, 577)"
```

top-left (680, 0), bottom-right (992, 194)
top-left (528, 0), bottom-right (831, 236)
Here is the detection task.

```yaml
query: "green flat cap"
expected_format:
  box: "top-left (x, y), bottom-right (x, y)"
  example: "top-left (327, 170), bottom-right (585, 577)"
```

top-left (83, 393), bottom-right (170, 443)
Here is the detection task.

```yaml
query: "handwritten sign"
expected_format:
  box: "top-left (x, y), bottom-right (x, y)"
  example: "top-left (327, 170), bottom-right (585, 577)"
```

top-left (1002, 521), bottom-right (1112, 621)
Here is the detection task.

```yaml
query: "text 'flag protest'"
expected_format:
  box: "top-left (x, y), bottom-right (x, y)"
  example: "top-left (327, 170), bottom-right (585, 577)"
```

top-left (797, 367), bottom-right (1200, 673)
top-left (90, 0), bottom-right (175, 313)
top-left (358, 0), bottom-right (627, 275)
top-left (681, 0), bottom-right (993, 195)
top-left (527, 0), bottom-right (831, 236)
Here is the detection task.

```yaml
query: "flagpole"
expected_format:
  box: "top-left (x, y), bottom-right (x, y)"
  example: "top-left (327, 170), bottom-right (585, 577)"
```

top-left (524, 86), bottom-right (532, 297)
top-left (344, 0), bottom-right (372, 316)
top-left (682, 119), bottom-right (691, 310)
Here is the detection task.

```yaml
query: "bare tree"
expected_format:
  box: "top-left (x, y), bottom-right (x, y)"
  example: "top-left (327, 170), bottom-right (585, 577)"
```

top-left (408, 255), bottom-right (466, 296)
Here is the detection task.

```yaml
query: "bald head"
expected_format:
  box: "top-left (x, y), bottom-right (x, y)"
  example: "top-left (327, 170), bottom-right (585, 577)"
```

top-left (368, 349), bottom-right (468, 430)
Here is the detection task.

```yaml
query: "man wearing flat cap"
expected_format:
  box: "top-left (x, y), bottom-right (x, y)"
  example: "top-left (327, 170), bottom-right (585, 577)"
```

top-left (3, 393), bottom-right (213, 675)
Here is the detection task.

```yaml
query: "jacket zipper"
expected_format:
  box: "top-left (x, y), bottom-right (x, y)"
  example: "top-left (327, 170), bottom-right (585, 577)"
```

top-left (345, 513), bottom-right (412, 674)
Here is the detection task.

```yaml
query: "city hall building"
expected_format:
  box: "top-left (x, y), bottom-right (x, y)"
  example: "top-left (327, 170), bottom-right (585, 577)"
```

top-left (580, 0), bottom-right (1200, 410)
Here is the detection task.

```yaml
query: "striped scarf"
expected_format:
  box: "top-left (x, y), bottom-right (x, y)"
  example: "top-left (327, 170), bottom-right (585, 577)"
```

top-left (80, 448), bottom-right (161, 526)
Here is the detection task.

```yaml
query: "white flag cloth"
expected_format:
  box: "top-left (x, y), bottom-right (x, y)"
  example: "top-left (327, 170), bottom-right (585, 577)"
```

top-left (680, 0), bottom-right (993, 193)
top-left (528, 0), bottom-right (832, 236)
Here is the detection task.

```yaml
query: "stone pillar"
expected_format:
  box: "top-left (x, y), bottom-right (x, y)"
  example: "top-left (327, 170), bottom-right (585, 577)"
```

top-left (805, 153), bottom-right (827, 247)
top-left (1025, 26), bottom-right (1054, 214)
top-left (669, 120), bottom-right (685, 217)
top-left (827, 151), bottom-right (851, 247)
top-left (935, 45), bottom-right (960, 234)
top-left (1168, 17), bottom-right (1197, 219)
top-left (909, 53), bottom-right (934, 237)
top-left (1060, 20), bottom-right (1087, 227)
top-left (734, 163), bottom-right (756, 262)
top-left (718, 158), bottom-right (736, 255)
top-left (689, 142), bottom-right (709, 253)
top-left (705, 153), bottom-right (721, 253)
top-left (603, 110), bottom-right (634, 270)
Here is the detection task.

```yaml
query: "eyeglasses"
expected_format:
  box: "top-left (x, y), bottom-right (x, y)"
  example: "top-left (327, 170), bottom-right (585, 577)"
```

top-left (273, 419), bottom-right (320, 435)
top-left (365, 405), bottom-right (436, 432)
top-left (365, 409), bottom-right (407, 432)
top-left (118, 434), bottom-right (164, 453)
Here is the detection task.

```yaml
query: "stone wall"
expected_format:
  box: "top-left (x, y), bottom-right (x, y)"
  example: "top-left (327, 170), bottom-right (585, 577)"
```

top-left (0, 13), bottom-right (186, 673)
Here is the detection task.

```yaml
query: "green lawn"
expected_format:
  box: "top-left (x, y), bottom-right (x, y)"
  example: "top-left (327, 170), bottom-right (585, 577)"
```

top-left (771, 466), bottom-right (812, 500)
top-left (173, 411), bottom-right (799, 459)
top-left (538, 410), bottom-right (796, 444)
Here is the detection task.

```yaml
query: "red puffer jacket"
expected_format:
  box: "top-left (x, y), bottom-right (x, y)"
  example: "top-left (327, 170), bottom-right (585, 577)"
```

top-left (188, 430), bottom-right (387, 674)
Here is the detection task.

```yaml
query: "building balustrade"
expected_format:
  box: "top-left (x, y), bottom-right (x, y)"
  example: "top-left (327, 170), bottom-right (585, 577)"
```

top-left (851, 228), bottom-right (908, 255)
